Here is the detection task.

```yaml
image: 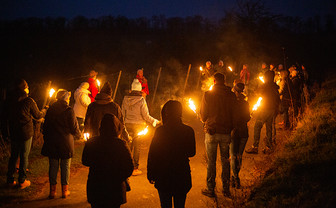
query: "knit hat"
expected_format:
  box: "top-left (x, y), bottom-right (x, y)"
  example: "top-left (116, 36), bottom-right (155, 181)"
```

top-left (99, 114), bottom-right (122, 137)
top-left (100, 82), bottom-right (113, 96)
top-left (16, 79), bottom-right (28, 92)
top-left (234, 83), bottom-right (245, 93)
top-left (56, 89), bottom-right (71, 101)
top-left (131, 79), bottom-right (142, 92)
top-left (79, 82), bottom-right (90, 90)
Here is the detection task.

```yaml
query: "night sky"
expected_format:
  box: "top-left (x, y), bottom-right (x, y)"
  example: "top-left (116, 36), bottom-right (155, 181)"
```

top-left (1, 0), bottom-right (335, 20)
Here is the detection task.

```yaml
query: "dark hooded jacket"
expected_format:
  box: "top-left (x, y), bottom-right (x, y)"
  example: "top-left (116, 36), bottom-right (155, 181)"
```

top-left (233, 93), bottom-right (250, 138)
top-left (1, 89), bottom-right (46, 141)
top-left (82, 114), bottom-right (133, 206)
top-left (42, 100), bottom-right (81, 159)
top-left (147, 100), bottom-right (196, 193)
top-left (200, 84), bottom-right (237, 134)
top-left (84, 92), bottom-right (129, 142)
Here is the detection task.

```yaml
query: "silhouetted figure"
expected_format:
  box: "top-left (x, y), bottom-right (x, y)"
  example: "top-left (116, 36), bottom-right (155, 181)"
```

top-left (84, 82), bottom-right (130, 143)
top-left (42, 89), bottom-right (81, 198)
top-left (230, 82), bottom-right (250, 189)
top-left (147, 100), bottom-right (195, 208)
top-left (2, 79), bottom-right (47, 189)
top-left (200, 73), bottom-right (237, 198)
top-left (82, 114), bottom-right (133, 208)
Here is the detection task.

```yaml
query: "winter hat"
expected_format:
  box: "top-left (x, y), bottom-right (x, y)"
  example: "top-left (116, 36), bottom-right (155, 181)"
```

top-left (56, 89), bottom-right (71, 101)
top-left (100, 81), bottom-right (113, 96)
top-left (131, 79), bottom-right (142, 92)
top-left (79, 82), bottom-right (90, 90)
top-left (16, 79), bottom-right (28, 92)
top-left (89, 70), bottom-right (98, 78)
top-left (234, 83), bottom-right (245, 93)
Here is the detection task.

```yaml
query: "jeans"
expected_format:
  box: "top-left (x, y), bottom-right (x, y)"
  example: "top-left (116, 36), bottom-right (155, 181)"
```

top-left (125, 123), bottom-right (145, 169)
top-left (253, 112), bottom-right (273, 149)
top-left (205, 133), bottom-right (231, 191)
top-left (49, 158), bottom-right (71, 185)
top-left (7, 137), bottom-right (32, 184)
top-left (158, 190), bottom-right (187, 208)
top-left (230, 136), bottom-right (248, 179)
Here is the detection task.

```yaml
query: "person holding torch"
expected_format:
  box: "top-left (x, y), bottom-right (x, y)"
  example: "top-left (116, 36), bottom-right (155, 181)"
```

top-left (122, 79), bottom-right (159, 176)
top-left (88, 70), bottom-right (98, 102)
top-left (245, 70), bottom-right (280, 154)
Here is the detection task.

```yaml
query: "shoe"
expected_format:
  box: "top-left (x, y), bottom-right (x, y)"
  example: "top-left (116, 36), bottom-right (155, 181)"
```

top-left (19, 180), bottom-right (31, 189)
top-left (49, 184), bottom-right (57, 199)
top-left (245, 146), bottom-right (258, 154)
top-left (132, 169), bottom-right (142, 176)
top-left (62, 185), bottom-right (70, 198)
top-left (223, 189), bottom-right (231, 198)
top-left (201, 188), bottom-right (216, 198)
top-left (6, 181), bottom-right (17, 188)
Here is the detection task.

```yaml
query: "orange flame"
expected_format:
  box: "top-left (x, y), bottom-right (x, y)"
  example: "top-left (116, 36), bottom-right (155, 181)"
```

top-left (138, 126), bottom-right (149, 136)
top-left (259, 76), bottom-right (265, 83)
top-left (188, 98), bottom-right (196, 113)
top-left (228, 66), bottom-right (233, 72)
top-left (83, 133), bottom-right (90, 141)
top-left (252, 97), bottom-right (263, 111)
top-left (49, 88), bottom-right (56, 98)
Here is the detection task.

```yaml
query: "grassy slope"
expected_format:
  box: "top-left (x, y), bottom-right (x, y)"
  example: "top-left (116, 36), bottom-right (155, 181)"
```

top-left (0, 141), bottom-right (85, 205)
top-left (247, 81), bottom-right (336, 207)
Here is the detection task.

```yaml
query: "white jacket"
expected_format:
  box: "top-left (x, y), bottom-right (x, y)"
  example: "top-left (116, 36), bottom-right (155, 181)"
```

top-left (122, 91), bottom-right (158, 126)
top-left (73, 87), bottom-right (91, 118)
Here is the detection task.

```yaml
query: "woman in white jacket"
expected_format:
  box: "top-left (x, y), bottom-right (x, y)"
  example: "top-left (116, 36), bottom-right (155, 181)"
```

top-left (73, 82), bottom-right (91, 132)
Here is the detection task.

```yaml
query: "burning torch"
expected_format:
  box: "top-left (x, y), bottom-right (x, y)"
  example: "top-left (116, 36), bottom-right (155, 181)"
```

top-left (196, 66), bottom-right (203, 89)
top-left (259, 76), bottom-right (265, 83)
top-left (228, 66), bottom-right (233, 72)
top-left (137, 126), bottom-right (149, 137)
top-left (83, 133), bottom-right (90, 141)
top-left (251, 97), bottom-right (263, 115)
top-left (96, 79), bottom-right (101, 92)
top-left (46, 88), bottom-right (56, 106)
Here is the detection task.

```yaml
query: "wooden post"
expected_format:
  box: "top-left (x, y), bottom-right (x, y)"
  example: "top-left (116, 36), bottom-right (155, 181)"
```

top-left (182, 64), bottom-right (191, 96)
top-left (151, 67), bottom-right (162, 106)
top-left (113, 70), bottom-right (122, 101)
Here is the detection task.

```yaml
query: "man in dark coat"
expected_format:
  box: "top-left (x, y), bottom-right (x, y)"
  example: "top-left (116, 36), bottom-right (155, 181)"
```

top-left (230, 82), bottom-right (250, 189)
top-left (82, 114), bottom-right (134, 208)
top-left (147, 100), bottom-right (196, 208)
top-left (246, 70), bottom-right (280, 154)
top-left (42, 89), bottom-right (81, 199)
top-left (84, 81), bottom-right (130, 143)
top-left (2, 79), bottom-right (47, 189)
top-left (200, 73), bottom-right (237, 198)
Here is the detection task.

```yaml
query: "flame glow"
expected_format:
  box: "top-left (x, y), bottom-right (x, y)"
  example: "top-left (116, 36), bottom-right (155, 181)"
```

top-left (83, 133), bottom-right (90, 141)
top-left (96, 79), bottom-right (101, 87)
top-left (188, 98), bottom-right (196, 113)
top-left (259, 76), bottom-right (265, 83)
top-left (252, 97), bottom-right (263, 111)
top-left (49, 88), bottom-right (56, 98)
top-left (228, 66), bottom-right (233, 72)
top-left (138, 126), bottom-right (149, 136)
top-left (209, 85), bottom-right (214, 91)
top-left (200, 66), bottom-right (203, 71)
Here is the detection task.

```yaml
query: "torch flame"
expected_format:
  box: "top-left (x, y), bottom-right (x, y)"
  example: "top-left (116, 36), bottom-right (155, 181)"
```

top-left (228, 66), bottom-right (233, 72)
top-left (96, 79), bottom-right (101, 87)
top-left (49, 88), bottom-right (56, 98)
top-left (83, 133), bottom-right (90, 141)
top-left (259, 76), bottom-right (265, 83)
top-left (209, 85), bottom-right (214, 91)
top-left (188, 98), bottom-right (196, 113)
top-left (199, 66), bottom-right (203, 71)
top-left (138, 126), bottom-right (149, 136)
top-left (252, 97), bottom-right (263, 111)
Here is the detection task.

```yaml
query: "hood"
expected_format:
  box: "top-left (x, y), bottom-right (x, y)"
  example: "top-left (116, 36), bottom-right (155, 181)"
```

top-left (123, 92), bottom-right (143, 107)
top-left (94, 92), bottom-right (112, 104)
top-left (213, 84), bottom-right (232, 94)
top-left (48, 100), bottom-right (70, 116)
top-left (74, 87), bottom-right (91, 99)
top-left (237, 93), bottom-right (246, 101)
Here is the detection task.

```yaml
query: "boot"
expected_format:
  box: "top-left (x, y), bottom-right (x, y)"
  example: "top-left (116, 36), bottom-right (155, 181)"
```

top-left (62, 185), bottom-right (70, 198)
top-left (49, 184), bottom-right (57, 199)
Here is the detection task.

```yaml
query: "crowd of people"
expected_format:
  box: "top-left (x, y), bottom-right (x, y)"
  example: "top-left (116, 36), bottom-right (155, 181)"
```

top-left (1, 60), bottom-right (311, 207)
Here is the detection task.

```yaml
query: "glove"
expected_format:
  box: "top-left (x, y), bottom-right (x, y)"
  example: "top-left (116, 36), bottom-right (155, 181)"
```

top-left (152, 119), bottom-right (159, 127)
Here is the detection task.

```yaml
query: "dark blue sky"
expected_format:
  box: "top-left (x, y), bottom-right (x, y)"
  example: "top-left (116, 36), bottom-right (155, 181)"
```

top-left (1, 0), bottom-right (335, 20)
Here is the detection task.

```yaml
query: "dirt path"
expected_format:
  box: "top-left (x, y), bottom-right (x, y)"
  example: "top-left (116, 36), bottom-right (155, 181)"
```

top-left (3, 115), bottom-right (288, 208)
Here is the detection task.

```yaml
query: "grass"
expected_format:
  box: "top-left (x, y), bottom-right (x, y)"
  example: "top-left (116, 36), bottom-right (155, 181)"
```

top-left (0, 140), bottom-right (85, 205)
top-left (246, 80), bottom-right (336, 207)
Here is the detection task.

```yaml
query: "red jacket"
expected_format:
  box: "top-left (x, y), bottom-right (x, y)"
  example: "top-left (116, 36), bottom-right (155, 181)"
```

top-left (88, 78), bottom-right (98, 102)
top-left (240, 68), bottom-right (250, 84)
top-left (136, 75), bottom-right (149, 95)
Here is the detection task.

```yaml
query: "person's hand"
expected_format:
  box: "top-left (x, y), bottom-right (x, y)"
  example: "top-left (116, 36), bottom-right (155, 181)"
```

top-left (152, 119), bottom-right (160, 127)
